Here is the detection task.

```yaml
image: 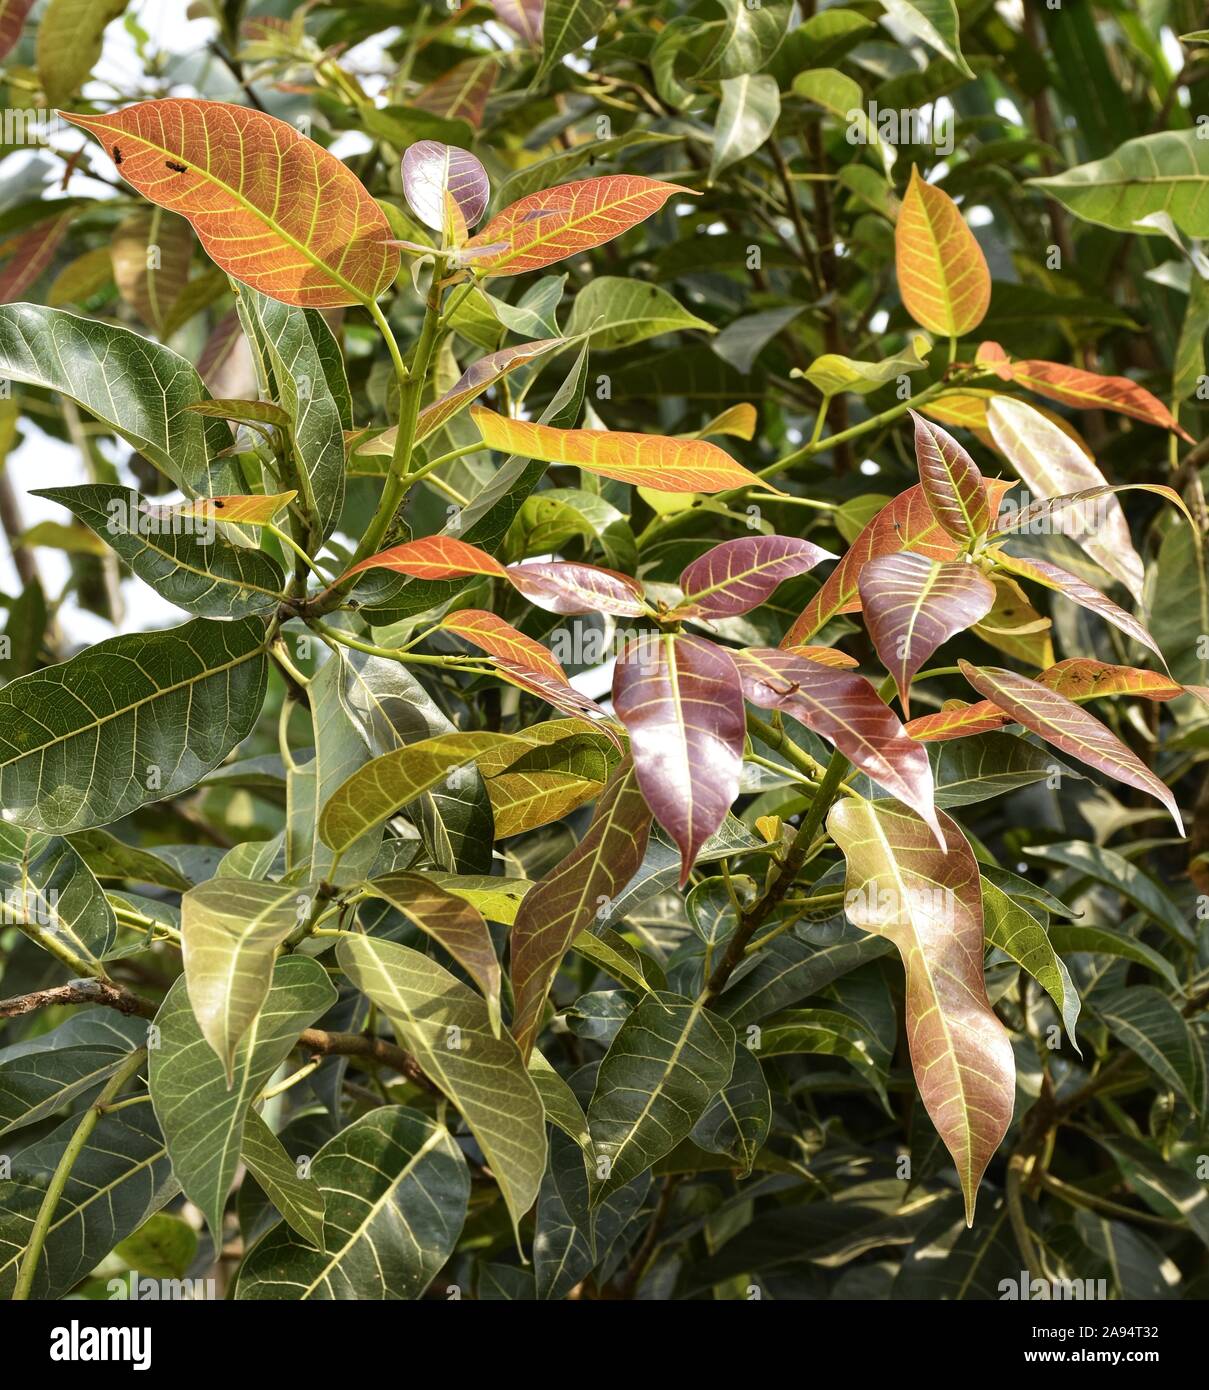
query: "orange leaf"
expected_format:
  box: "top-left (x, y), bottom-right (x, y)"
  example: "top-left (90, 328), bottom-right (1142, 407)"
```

top-left (343, 535), bottom-right (506, 582)
top-left (471, 407), bottom-right (763, 492)
top-left (413, 56), bottom-right (498, 129)
top-left (783, 644), bottom-right (860, 669)
top-left (895, 168), bottom-right (990, 337)
top-left (1036, 659), bottom-right (1184, 703)
top-left (462, 174), bottom-right (691, 277)
top-left (1011, 360), bottom-right (1193, 442)
top-left (904, 700), bottom-right (1010, 742)
top-left (439, 609), bottom-right (565, 683)
top-left (62, 99), bottom-right (397, 308)
top-left (162, 491), bottom-right (297, 524)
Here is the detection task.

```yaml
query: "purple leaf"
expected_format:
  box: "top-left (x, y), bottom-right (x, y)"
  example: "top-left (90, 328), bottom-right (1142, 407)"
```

top-left (507, 560), bottom-right (648, 617)
top-left (401, 141), bottom-right (489, 241)
top-left (676, 535), bottom-right (835, 619)
top-left (910, 411), bottom-right (989, 541)
top-left (613, 635), bottom-right (746, 885)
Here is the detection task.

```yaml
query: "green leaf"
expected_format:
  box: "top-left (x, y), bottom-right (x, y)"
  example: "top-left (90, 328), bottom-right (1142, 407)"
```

top-left (1024, 841), bottom-right (1192, 944)
top-left (876, 0), bottom-right (973, 78)
top-left (66, 827), bottom-right (193, 892)
top-left (149, 955), bottom-right (336, 1241)
top-left (36, 0), bottom-right (127, 106)
top-left (1152, 524), bottom-right (1209, 688)
top-left (538, 0), bottom-right (610, 81)
top-left (981, 878), bottom-right (1080, 1054)
top-left (1029, 129), bottom-right (1209, 238)
top-left (0, 304), bottom-right (239, 495)
top-left (113, 1212), bottom-right (197, 1281)
top-left (336, 935), bottom-right (547, 1235)
top-left (181, 878), bottom-right (319, 1080)
top-left (1094, 1135), bottom-right (1209, 1250)
top-left (0, 615), bottom-right (268, 834)
top-left (588, 991), bottom-right (735, 1196)
top-left (1044, 922), bottom-right (1181, 992)
top-left (236, 1107), bottom-right (469, 1299)
top-left (797, 337), bottom-right (930, 397)
top-left (757, 1005), bottom-right (893, 1109)
top-left (0, 1104), bottom-right (175, 1300)
top-left (710, 74), bottom-right (781, 182)
top-left (689, 1042), bottom-right (771, 1174)
top-left (566, 276), bottom-right (713, 349)
top-left (34, 483), bottom-right (285, 619)
top-left (1097, 987), bottom-right (1204, 1110)
top-left (240, 1110), bottom-right (326, 1250)
top-left (0, 823), bottom-right (116, 963)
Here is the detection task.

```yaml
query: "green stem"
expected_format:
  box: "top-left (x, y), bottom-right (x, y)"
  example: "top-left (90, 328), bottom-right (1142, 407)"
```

top-left (310, 620), bottom-right (492, 670)
top-left (13, 1047), bottom-right (148, 1300)
top-left (266, 522), bottom-right (332, 584)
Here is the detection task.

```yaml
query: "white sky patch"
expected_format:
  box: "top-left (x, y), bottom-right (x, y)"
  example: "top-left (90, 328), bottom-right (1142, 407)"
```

top-left (967, 205), bottom-right (994, 227)
top-left (1160, 27), bottom-right (1186, 76)
top-left (859, 458), bottom-right (881, 476)
top-left (994, 97), bottom-right (1023, 125)
top-left (868, 309), bottom-right (890, 334)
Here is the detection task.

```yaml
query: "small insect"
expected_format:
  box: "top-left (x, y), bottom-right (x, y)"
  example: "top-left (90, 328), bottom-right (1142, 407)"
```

top-left (112, 146), bottom-right (122, 165)
top-left (165, 160), bottom-right (187, 173)
top-left (212, 499), bottom-right (225, 509)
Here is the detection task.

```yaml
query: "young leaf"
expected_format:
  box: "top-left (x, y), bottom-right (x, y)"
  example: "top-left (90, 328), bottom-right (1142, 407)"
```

top-left (62, 99), bottom-right (397, 307)
top-left (181, 879), bottom-right (318, 1080)
top-left (342, 535), bottom-right (507, 583)
top-left (957, 661), bottom-right (1183, 833)
top-left (363, 871), bottom-right (503, 1034)
top-left (236, 1108), bottom-right (469, 1299)
top-left (336, 935), bottom-right (548, 1235)
top-left (986, 396), bottom-right (1145, 603)
top-left (676, 535), bottom-right (834, 619)
top-left (895, 167), bottom-right (990, 337)
top-left (905, 701), bottom-right (1010, 742)
top-left (828, 801), bottom-right (1015, 1224)
top-left (588, 992), bottom-right (736, 1196)
top-left (736, 647), bottom-right (944, 845)
top-left (510, 761), bottom-right (653, 1058)
top-left (858, 552), bottom-right (995, 715)
top-left (1008, 360), bottom-right (1193, 441)
top-left (506, 560), bottom-right (648, 616)
top-left (401, 140), bottom-right (489, 242)
top-left (162, 491), bottom-right (298, 525)
top-left (0, 0), bottom-right (34, 63)
top-left (613, 634), bottom-right (746, 885)
top-left (910, 411), bottom-right (989, 541)
top-left (0, 616), bottom-right (268, 834)
top-left (1036, 659), bottom-right (1183, 703)
top-left (471, 408), bottom-right (764, 492)
top-left (462, 174), bottom-right (688, 277)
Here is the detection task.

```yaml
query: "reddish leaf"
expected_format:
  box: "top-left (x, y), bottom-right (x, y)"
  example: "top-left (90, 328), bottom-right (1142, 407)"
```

top-left (62, 99), bottom-right (397, 308)
top-left (0, 211), bottom-right (72, 303)
top-left (986, 396), bottom-right (1145, 602)
top-left (783, 644), bottom-right (860, 669)
top-left (342, 535), bottom-right (506, 583)
top-left (975, 341), bottom-right (1013, 380)
top-left (958, 661), bottom-right (1183, 832)
top-left (492, 0), bottom-right (542, 45)
top-left (463, 174), bottom-right (690, 277)
top-left (675, 535), bottom-right (834, 619)
top-left (828, 800), bottom-right (1015, 1223)
top-left (894, 167), bottom-right (991, 337)
top-left (1010, 359), bottom-right (1193, 442)
top-left (858, 552), bottom-right (996, 715)
top-left (0, 0), bottom-right (35, 62)
top-left (910, 410), bottom-right (989, 541)
top-left (401, 141), bottom-right (489, 242)
top-left (905, 700), bottom-right (1010, 742)
top-left (506, 560), bottom-right (648, 617)
top-left (735, 647), bottom-right (944, 845)
top-left (471, 408), bottom-right (763, 492)
top-left (613, 634), bottom-right (746, 885)
top-left (510, 760), bottom-right (652, 1058)
top-left (413, 57), bottom-right (497, 131)
top-left (1036, 659), bottom-right (1184, 703)
top-left (991, 549), bottom-right (1164, 665)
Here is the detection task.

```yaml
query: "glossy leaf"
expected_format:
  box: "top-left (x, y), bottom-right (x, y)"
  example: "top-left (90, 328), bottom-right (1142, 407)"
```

top-left (565, 277), bottom-right (712, 349)
top-left (343, 535), bottom-right (506, 584)
top-left (690, 1043), bottom-right (771, 1175)
top-left (828, 801), bottom-right (1015, 1223)
top-left (1036, 659), bottom-right (1183, 703)
top-left (463, 175), bottom-right (688, 277)
top-left (0, 824), bottom-right (116, 963)
top-left (910, 410), bottom-right (989, 540)
top-left (401, 141), bottom-right (489, 241)
top-left (613, 634), bottom-right (746, 885)
top-left (958, 661), bottom-right (1183, 832)
top-left (710, 74), bottom-right (781, 182)
top-left (1008, 360), bottom-right (1192, 441)
top-left (1097, 988), bottom-right (1204, 1110)
top-left (877, 0), bottom-right (973, 76)
top-left (858, 552), bottom-right (995, 715)
top-left (676, 535), bottom-right (834, 619)
top-left (240, 1110), bottom-right (326, 1250)
top-left (507, 560), bottom-right (648, 616)
top-left (895, 167), bottom-right (990, 337)
top-left (337, 935), bottom-right (547, 1235)
top-left (510, 761), bottom-right (652, 1058)
top-left (736, 647), bottom-right (944, 844)
top-left (63, 99), bottom-right (397, 307)
top-left (982, 878), bottom-right (1080, 1053)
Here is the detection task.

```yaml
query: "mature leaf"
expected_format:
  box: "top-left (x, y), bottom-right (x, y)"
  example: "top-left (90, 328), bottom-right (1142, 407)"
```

top-left (36, 0), bottom-right (126, 106)
top-left (676, 535), bottom-right (833, 619)
top-left (877, 0), bottom-right (973, 77)
top-left (986, 396), bottom-right (1145, 602)
top-left (828, 801), bottom-right (1015, 1223)
top-left (1029, 129), bottom-right (1209, 238)
top-left (485, 735), bottom-right (612, 836)
top-left (690, 1043), bottom-right (771, 1175)
top-left (0, 823), bottom-right (116, 963)
top-left (538, 0), bottom-right (611, 81)
top-left (64, 99), bottom-right (397, 307)
top-left (181, 879), bottom-right (318, 1080)
top-left (1044, 923), bottom-right (1181, 992)
top-left (858, 552), bottom-right (995, 715)
top-left (910, 411), bottom-right (989, 540)
top-left (736, 647), bottom-right (943, 844)
top-left (471, 408), bottom-right (763, 491)
top-left (237, 1108), bottom-right (469, 1299)
top-left (240, 1110), bottom-right (326, 1250)
top-left (0, 303), bottom-right (238, 494)
top-left (958, 661), bottom-right (1183, 833)
top-left (0, 616), bottom-right (267, 834)
top-left (463, 175), bottom-right (686, 276)
top-left (337, 935), bottom-right (548, 1234)
top-left (149, 956), bottom-right (336, 1240)
top-left (588, 992), bottom-right (736, 1196)
top-left (364, 871), bottom-right (502, 1032)
top-left (1023, 841), bottom-right (1191, 945)
top-left (895, 167), bottom-right (990, 336)
top-left (1094, 1135), bottom-right (1209, 1250)
top-left (565, 277), bottom-right (712, 348)
top-left (34, 483), bottom-right (285, 619)
top-left (511, 761), bottom-right (652, 1058)
top-left (613, 634), bottom-right (746, 884)
top-left (710, 74), bottom-right (781, 181)
top-left (982, 878), bottom-right (1080, 1052)
top-left (1097, 988), bottom-right (1203, 1110)
top-left (927, 731), bottom-right (1078, 806)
